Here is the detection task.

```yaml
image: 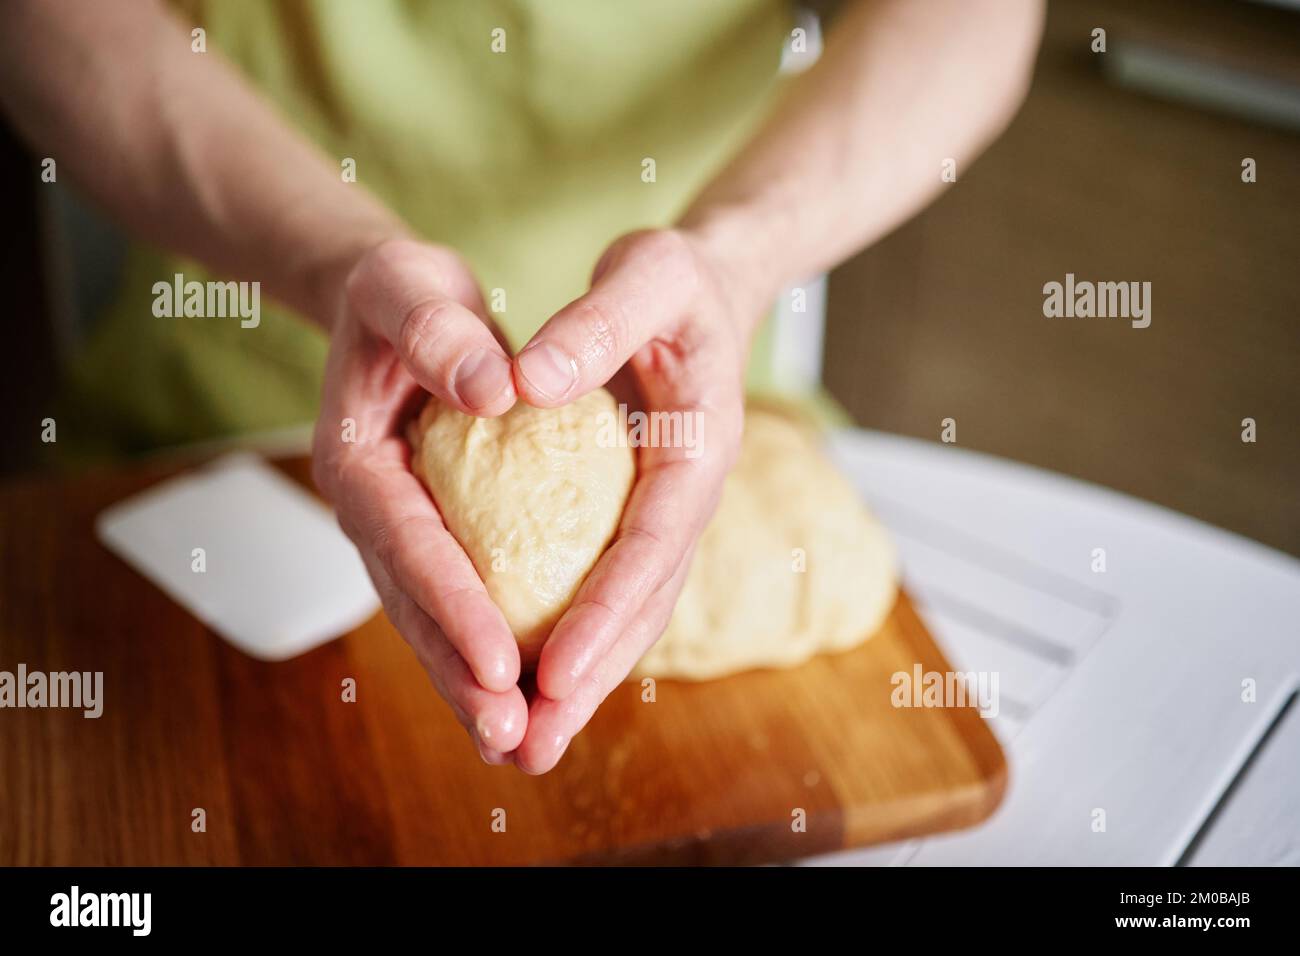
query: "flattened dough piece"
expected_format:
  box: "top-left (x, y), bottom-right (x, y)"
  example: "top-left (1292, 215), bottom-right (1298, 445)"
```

top-left (409, 389), bottom-right (634, 666)
top-left (635, 408), bottom-right (898, 681)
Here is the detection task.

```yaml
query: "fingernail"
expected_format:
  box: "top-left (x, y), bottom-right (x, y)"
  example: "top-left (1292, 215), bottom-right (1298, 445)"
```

top-left (477, 739), bottom-right (508, 766)
top-left (455, 349), bottom-right (511, 409)
top-left (518, 343), bottom-right (577, 400)
top-left (516, 756), bottom-right (544, 776)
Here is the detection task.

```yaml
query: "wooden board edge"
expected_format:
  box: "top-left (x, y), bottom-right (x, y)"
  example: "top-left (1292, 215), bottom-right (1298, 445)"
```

top-left (837, 591), bottom-right (1009, 849)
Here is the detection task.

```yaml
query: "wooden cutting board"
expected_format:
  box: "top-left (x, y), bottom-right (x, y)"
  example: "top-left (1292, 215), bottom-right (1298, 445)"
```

top-left (0, 457), bottom-right (1006, 866)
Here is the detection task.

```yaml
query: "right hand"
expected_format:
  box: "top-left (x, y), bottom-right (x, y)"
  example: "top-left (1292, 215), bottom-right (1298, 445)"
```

top-left (311, 238), bottom-right (526, 764)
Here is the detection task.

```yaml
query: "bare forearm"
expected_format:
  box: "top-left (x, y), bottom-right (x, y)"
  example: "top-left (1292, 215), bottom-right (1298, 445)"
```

top-left (0, 0), bottom-right (405, 322)
top-left (681, 0), bottom-right (1044, 313)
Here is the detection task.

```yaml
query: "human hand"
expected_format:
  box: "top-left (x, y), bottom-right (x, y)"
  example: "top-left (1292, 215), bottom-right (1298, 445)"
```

top-left (311, 238), bottom-right (527, 765)
top-left (507, 228), bottom-right (767, 773)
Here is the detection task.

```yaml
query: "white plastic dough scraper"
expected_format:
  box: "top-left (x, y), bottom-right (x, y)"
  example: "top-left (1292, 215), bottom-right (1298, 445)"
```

top-left (96, 452), bottom-right (380, 660)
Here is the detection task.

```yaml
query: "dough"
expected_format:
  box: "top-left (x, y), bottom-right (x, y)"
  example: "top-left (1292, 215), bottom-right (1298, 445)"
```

top-left (408, 389), bottom-right (634, 666)
top-left (636, 407), bottom-right (897, 680)
top-left (410, 395), bottom-right (897, 680)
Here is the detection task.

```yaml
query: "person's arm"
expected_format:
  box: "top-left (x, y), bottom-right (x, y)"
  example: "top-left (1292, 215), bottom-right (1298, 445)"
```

top-left (680, 0), bottom-right (1046, 298)
top-left (0, 0), bottom-right (402, 321)
top-left (1, 0), bottom-right (531, 761)
top-left (505, 0), bottom-right (1045, 773)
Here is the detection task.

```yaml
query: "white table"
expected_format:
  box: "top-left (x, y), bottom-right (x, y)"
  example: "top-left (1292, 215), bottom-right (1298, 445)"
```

top-left (804, 429), bottom-right (1300, 866)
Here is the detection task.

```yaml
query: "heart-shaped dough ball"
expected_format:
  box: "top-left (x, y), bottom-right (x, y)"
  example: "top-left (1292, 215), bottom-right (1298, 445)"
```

top-left (409, 389), bottom-right (634, 666)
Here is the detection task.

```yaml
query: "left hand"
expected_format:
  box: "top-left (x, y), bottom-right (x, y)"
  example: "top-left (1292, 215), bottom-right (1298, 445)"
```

top-left (507, 228), bottom-right (767, 773)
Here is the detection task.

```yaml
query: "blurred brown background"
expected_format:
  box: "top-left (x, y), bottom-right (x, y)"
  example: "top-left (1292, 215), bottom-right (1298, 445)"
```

top-left (821, 0), bottom-right (1299, 555)
top-left (2, 0), bottom-right (1297, 555)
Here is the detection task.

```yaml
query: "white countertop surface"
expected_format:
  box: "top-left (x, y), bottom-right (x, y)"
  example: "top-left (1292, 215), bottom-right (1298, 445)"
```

top-left (803, 428), bottom-right (1299, 866)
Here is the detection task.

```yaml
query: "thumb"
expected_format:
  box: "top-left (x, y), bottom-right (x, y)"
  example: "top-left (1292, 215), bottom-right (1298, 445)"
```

top-left (349, 241), bottom-right (516, 416)
top-left (513, 230), bottom-right (698, 406)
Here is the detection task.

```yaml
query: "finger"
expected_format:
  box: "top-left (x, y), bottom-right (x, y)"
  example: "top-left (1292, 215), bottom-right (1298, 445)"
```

top-left (369, 554), bottom-right (527, 755)
top-left (349, 241), bottom-right (515, 415)
top-left (315, 338), bottom-right (522, 693)
top-left (534, 375), bottom-right (742, 700)
top-left (514, 555), bottom-right (691, 774)
top-left (513, 231), bottom-right (698, 406)
top-left (336, 449), bottom-right (523, 694)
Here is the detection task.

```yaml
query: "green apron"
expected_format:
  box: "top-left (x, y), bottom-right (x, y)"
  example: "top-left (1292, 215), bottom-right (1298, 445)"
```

top-left (64, 0), bottom-right (840, 459)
